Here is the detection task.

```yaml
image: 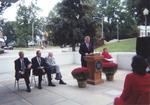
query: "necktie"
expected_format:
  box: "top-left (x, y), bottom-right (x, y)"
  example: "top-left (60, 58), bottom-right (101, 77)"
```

top-left (38, 58), bottom-right (41, 65)
top-left (87, 44), bottom-right (90, 50)
top-left (21, 59), bottom-right (26, 71)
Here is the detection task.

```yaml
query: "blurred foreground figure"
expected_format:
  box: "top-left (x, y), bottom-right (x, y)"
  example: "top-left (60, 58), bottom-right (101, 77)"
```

top-left (114, 55), bottom-right (150, 105)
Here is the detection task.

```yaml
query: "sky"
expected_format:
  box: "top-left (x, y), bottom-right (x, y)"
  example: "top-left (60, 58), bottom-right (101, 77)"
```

top-left (2, 0), bottom-right (61, 21)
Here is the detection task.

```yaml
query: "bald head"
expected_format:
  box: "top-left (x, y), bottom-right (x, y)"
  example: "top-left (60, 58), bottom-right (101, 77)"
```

top-left (48, 52), bottom-right (53, 57)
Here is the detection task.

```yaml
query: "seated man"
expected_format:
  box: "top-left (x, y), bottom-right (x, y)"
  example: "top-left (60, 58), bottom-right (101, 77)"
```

top-left (102, 48), bottom-right (114, 62)
top-left (45, 52), bottom-right (66, 86)
top-left (146, 57), bottom-right (150, 74)
top-left (14, 51), bottom-right (32, 92)
top-left (31, 50), bottom-right (46, 89)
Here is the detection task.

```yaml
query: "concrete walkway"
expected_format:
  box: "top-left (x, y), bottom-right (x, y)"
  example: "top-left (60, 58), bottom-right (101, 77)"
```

top-left (0, 64), bottom-right (131, 105)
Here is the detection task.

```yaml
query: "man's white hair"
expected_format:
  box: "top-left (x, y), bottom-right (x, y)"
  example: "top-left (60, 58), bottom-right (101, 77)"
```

top-left (84, 36), bottom-right (90, 40)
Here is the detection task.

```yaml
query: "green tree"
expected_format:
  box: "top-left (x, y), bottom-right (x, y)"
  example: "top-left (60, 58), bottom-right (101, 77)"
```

top-left (126, 0), bottom-right (150, 25)
top-left (34, 17), bottom-right (47, 42)
top-left (94, 0), bottom-right (139, 41)
top-left (2, 21), bottom-right (17, 45)
top-left (46, 0), bottom-right (97, 51)
top-left (15, 3), bottom-right (41, 47)
top-left (0, 19), bottom-right (5, 32)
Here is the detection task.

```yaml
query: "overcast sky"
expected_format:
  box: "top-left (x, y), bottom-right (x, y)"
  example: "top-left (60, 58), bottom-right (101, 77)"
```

top-left (2, 0), bottom-right (61, 21)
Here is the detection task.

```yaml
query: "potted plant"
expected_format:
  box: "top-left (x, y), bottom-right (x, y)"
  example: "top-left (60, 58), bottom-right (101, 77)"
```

top-left (71, 67), bottom-right (91, 88)
top-left (102, 62), bottom-right (118, 81)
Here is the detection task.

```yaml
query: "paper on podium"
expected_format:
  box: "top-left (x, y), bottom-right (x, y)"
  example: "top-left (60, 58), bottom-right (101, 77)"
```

top-left (105, 58), bottom-right (115, 62)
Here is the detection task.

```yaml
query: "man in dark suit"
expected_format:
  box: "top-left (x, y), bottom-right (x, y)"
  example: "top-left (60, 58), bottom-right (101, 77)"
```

top-left (31, 50), bottom-right (46, 89)
top-left (14, 51), bottom-right (32, 92)
top-left (79, 36), bottom-right (94, 67)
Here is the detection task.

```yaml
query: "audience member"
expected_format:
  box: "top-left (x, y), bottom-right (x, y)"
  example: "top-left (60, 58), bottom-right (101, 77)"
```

top-left (114, 55), bottom-right (150, 105)
top-left (14, 51), bottom-right (32, 92)
top-left (45, 52), bottom-right (66, 86)
top-left (31, 50), bottom-right (46, 89)
top-left (79, 36), bottom-right (93, 67)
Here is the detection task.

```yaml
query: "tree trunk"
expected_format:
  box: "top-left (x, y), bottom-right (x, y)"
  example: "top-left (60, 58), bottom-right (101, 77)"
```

top-left (25, 40), bottom-right (28, 48)
top-left (72, 44), bottom-right (76, 52)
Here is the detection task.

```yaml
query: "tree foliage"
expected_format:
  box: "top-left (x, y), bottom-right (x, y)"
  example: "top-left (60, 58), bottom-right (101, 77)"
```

top-left (2, 0), bottom-right (141, 49)
top-left (94, 0), bottom-right (139, 41)
top-left (46, 0), bottom-right (97, 51)
top-left (2, 21), bottom-right (17, 45)
top-left (126, 0), bottom-right (150, 25)
top-left (15, 3), bottom-right (41, 47)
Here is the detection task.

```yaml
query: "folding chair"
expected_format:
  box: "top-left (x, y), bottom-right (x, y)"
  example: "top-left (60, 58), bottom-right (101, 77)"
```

top-left (30, 73), bottom-right (47, 87)
top-left (14, 77), bottom-right (26, 90)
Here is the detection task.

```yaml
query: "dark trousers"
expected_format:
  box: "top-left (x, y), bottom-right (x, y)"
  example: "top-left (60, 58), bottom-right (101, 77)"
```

top-left (45, 66), bottom-right (62, 81)
top-left (16, 70), bottom-right (30, 86)
top-left (33, 68), bottom-right (45, 84)
top-left (45, 67), bottom-right (52, 83)
top-left (81, 57), bottom-right (87, 67)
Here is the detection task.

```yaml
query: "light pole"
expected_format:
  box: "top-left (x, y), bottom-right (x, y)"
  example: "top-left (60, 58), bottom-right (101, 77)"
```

top-left (117, 19), bottom-right (119, 42)
top-left (32, 22), bottom-right (34, 46)
top-left (143, 8), bottom-right (149, 37)
top-left (101, 15), bottom-right (104, 37)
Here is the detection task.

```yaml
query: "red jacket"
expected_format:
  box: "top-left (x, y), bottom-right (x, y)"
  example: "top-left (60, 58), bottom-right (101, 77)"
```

top-left (102, 51), bottom-right (112, 62)
top-left (115, 73), bottom-right (150, 105)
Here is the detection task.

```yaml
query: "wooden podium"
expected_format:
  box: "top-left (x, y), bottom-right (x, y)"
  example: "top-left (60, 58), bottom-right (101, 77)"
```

top-left (84, 53), bottom-right (104, 85)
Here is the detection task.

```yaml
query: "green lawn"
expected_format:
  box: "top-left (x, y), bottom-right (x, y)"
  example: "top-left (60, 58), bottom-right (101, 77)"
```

top-left (95, 38), bottom-right (136, 52)
top-left (13, 47), bottom-right (35, 51)
top-left (13, 45), bottom-right (59, 51)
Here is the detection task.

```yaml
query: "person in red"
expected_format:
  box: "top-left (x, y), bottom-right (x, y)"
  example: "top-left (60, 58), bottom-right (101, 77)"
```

top-left (102, 48), bottom-right (112, 62)
top-left (114, 55), bottom-right (150, 105)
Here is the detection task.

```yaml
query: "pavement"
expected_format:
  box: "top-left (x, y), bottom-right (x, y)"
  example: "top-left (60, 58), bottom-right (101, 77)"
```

top-left (0, 64), bottom-right (131, 105)
top-left (0, 48), bottom-right (132, 105)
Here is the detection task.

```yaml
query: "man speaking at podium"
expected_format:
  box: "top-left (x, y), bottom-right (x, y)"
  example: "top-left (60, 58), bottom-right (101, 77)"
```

top-left (79, 36), bottom-right (93, 67)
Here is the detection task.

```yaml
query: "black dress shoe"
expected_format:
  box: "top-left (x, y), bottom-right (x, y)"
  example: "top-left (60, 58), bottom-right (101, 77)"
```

top-left (55, 77), bottom-right (59, 80)
top-left (48, 82), bottom-right (56, 87)
top-left (27, 87), bottom-right (31, 92)
top-left (59, 79), bottom-right (66, 85)
top-left (38, 84), bottom-right (42, 89)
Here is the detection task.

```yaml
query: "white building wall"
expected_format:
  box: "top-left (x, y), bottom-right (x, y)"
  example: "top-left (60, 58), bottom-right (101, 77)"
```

top-left (0, 51), bottom-right (136, 74)
top-left (114, 52), bottom-right (136, 70)
top-left (54, 52), bottom-right (74, 65)
top-left (138, 26), bottom-right (150, 37)
top-left (74, 52), bottom-right (81, 65)
top-left (53, 52), bottom-right (136, 71)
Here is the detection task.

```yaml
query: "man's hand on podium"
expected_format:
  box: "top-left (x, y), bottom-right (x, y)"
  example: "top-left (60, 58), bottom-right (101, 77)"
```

top-left (85, 53), bottom-right (89, 56)
top-left (85, 53), bottom-right (93, 56)
top-left (90, 53), bottom-right (93, 55)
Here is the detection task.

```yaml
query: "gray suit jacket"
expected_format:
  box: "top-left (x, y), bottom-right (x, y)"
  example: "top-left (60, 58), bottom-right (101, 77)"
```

top-left (45, 56), bottom-right (55, 67)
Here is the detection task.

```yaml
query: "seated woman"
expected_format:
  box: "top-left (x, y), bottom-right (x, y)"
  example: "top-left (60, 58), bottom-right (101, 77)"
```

top-left (114, 55), bottom-right (150, 105)
top-left (102, 48), bottom-right (113, 62)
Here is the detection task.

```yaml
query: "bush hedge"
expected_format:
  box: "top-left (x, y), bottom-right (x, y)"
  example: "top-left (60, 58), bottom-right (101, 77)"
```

top-left (0, 49), bottom-right (4, 54)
